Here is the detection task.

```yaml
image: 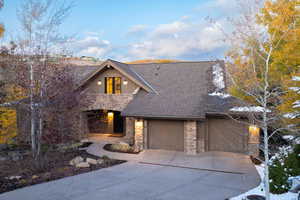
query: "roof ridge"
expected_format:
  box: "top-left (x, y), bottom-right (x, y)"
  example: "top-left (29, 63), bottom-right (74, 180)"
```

top-left (128, 60), bottom-right (224, 65)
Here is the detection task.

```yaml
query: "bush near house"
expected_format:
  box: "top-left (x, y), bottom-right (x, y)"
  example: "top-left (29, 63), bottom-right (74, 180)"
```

top-left (269, 144), bottom-right (300, 194)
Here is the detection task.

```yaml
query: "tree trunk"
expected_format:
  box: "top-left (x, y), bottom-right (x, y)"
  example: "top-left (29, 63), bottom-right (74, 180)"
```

top-left (263, 121), bottom-right (270, 200)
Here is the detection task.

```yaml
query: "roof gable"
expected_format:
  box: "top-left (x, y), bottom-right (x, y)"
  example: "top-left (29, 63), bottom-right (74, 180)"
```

top-left (77, 59), bottom-right (156, 93)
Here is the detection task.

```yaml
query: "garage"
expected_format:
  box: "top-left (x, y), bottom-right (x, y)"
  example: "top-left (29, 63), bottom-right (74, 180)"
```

top-left (208, 118), bottom-right (248, 153)
top-left (148, 120), bottom-right (184, 151)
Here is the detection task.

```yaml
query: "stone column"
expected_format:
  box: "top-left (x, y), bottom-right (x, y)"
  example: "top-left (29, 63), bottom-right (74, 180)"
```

top-left (134, 119), bottom-right (144, 151)
top-left (248, 125), bottom-right (260, 157)
top-left (124, 117), bottom-right (135, 145)
top-left (197, 121), bottom-right (205, 153)
top-left (184, 121), bottom-right (197, 155)
top-left (143, 120), bottom-right (148, 149)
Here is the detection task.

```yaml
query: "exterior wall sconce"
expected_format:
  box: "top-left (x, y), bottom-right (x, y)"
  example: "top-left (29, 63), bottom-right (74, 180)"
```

top-left (249, 125), bottom-right (260, 143)
top-left (123, 80), bottom-right (128, 85)
top-left (97, 80), bottom-right (102, 85)
top-left (135, 120), bottom-right (143, 129)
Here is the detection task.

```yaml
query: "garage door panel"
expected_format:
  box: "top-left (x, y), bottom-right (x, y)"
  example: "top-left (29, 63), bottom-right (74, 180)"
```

top-left (208, 119), bottom-right (247, 153)
top-left (148, 120), bottom-right (184, 151)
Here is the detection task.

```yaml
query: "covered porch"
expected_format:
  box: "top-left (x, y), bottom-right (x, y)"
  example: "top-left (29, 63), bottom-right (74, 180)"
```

top-left (84, 109), bottom-right (125, 137)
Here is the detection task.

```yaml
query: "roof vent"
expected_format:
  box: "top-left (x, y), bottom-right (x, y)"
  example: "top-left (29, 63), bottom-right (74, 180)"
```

top-left (155, 65), bottom-right (160, 76)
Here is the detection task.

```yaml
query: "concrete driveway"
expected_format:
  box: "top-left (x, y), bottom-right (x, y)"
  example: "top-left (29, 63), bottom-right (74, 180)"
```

top-left (88, 142), bottom-right (258, 174)
top-left (0, 161), bottom-right (260, 200)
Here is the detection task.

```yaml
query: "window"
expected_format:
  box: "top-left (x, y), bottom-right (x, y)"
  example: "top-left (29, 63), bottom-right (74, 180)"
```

top-left (105, 77), bottom-right (121, 94)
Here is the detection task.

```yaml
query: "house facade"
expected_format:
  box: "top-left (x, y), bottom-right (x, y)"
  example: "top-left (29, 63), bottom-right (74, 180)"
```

top-left (74, 59), bottom-right (260, 156)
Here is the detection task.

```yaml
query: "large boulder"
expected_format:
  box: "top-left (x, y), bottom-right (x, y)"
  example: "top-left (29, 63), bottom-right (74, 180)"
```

top-left (8, 151), bottom-right (23, 161)
top-left (76, 162), bottom-right (90, 168)
top-left (97, 159), bottom-right (104, 165)
top-left (86, 158), bottom-right (97, 165)
top-left (69, 156), bottom-right (84, 166)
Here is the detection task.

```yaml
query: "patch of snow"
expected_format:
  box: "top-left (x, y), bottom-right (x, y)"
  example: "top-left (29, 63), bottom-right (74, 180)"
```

top-left (293, 100), bottom-right (300, 108)
top-left (289, 87), bottom-right (300, 93)
top-left (282, 135), bottom-right (295, 141)
top-left (292, 76), bottom-right (300, 81)
top-left (212, 63), bottom-right (225, 91)
top-left (283, 113), bottom-right (299, 119)
top-left (208, 92), bottom-right (231, 98)
top-left (230, 106), bottom-right (270, 112)
top-left (230, 165), bottom-right (299, 200)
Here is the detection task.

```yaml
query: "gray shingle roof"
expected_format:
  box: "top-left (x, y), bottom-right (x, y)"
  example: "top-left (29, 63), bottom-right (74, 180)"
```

top-left (122, 61), bottom-right (225, 119)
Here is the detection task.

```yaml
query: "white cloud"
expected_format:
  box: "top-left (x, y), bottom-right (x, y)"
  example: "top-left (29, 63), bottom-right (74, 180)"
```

top-left (127, 19), bottom-right (227, 60)
top-left (68, 35), bottom-right (111, 58)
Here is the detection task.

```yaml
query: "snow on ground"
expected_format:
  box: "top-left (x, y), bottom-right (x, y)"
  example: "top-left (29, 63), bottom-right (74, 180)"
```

top-left (293, 100), bottom-right (300, 108)
top-left (282, 135), bottom-right (295, 141)
top-left (230, 165), bottom-right (299, 200)
top-left (229, 106), bottom-right (270, 112)
top-left (283, 112), bottom-right (299, 119)
top-left (208, 91), bottom-right (231, 98)
top-left (292, 76), bottom-right (300, 81)
top-left (289, 87), bottom-right (300, 94)
top-left (212, 63), bottom-right (225, 90)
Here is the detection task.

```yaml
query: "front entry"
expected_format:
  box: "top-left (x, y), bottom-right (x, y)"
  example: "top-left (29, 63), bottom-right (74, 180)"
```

top-left (85, 110), bottom-right (124, 135)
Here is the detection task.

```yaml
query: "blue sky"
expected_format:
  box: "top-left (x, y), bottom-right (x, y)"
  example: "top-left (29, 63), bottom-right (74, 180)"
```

top-left (0, 0), bottom-right (238, 61)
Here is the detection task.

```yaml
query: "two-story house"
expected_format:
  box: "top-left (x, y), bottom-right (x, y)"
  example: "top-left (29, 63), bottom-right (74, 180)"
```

top-left (72, 59), bottom-right (259, 156)
top-left (14, 59), bottom-right (260, 156)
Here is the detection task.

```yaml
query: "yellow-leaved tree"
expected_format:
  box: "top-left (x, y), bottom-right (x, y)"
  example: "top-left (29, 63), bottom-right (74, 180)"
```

top-left (0, 84), bottom-right (24, 144)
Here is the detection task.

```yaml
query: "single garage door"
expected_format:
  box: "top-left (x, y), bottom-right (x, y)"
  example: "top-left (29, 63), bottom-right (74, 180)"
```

top-left (148, 120), bottom-right (184, 151)
top-left (208, 118), bottom-right (247, 153)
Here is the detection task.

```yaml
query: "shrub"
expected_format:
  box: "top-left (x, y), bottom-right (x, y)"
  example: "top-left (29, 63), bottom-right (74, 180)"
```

top-left (110, 143), bottom-right (132, 152)
top-left (269, 144), bottom-right (300, 194)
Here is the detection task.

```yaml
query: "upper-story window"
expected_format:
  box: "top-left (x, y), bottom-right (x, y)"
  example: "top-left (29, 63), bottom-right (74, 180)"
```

top-left (105, 77), bottom-right (121, 94)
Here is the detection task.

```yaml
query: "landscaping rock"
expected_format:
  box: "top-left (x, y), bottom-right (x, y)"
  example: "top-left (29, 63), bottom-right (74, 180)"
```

top-left (0, 155), bottom-right (8, 161)
top-left (69, 156), bottom-right (84, 166)
top-left (80, 139), bottom-right (90, 143)
top-left (97, 159), bottom-right (104, 165)
top-left (8, 151), bottom-right (23, 161)
top-left (76, 162), bottom-right (90, 168)
top-left (86, 158), bottom-right (97, 165)
top-left (0, 144), bottom-right (8, 151)
top-left (6, 176), bottom-right (22, 180)
top-left (118, 141), bottom-right (130, 146)
top-left (32, 175), bottom-right (39, 179)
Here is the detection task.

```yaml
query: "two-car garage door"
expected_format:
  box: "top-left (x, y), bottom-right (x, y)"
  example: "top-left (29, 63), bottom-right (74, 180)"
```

top-left (148, 120), bottom-right (184, 151)
top-left (147, 118), bottom-right (248, 153)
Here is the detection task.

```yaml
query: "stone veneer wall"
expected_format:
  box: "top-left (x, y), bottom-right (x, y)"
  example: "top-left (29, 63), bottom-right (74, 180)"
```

top-left (124, 117), bottom-right (135, 145)
top-left (248, 143), bottom-right (259, 157)
top-left (184, 121), bottom-right (197, 155)
top-left (82, 94), bottom-right (134, 111)
top-left (134, 119), bottom-right (144, 151)
top-left (248, 131), bottom-right (260, 157)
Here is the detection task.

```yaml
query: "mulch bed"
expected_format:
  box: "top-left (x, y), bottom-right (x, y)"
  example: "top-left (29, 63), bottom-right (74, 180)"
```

top-left (0, 150), bottom-right (126, 194)
top-left (103, 144), bottom-right (140, 154)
